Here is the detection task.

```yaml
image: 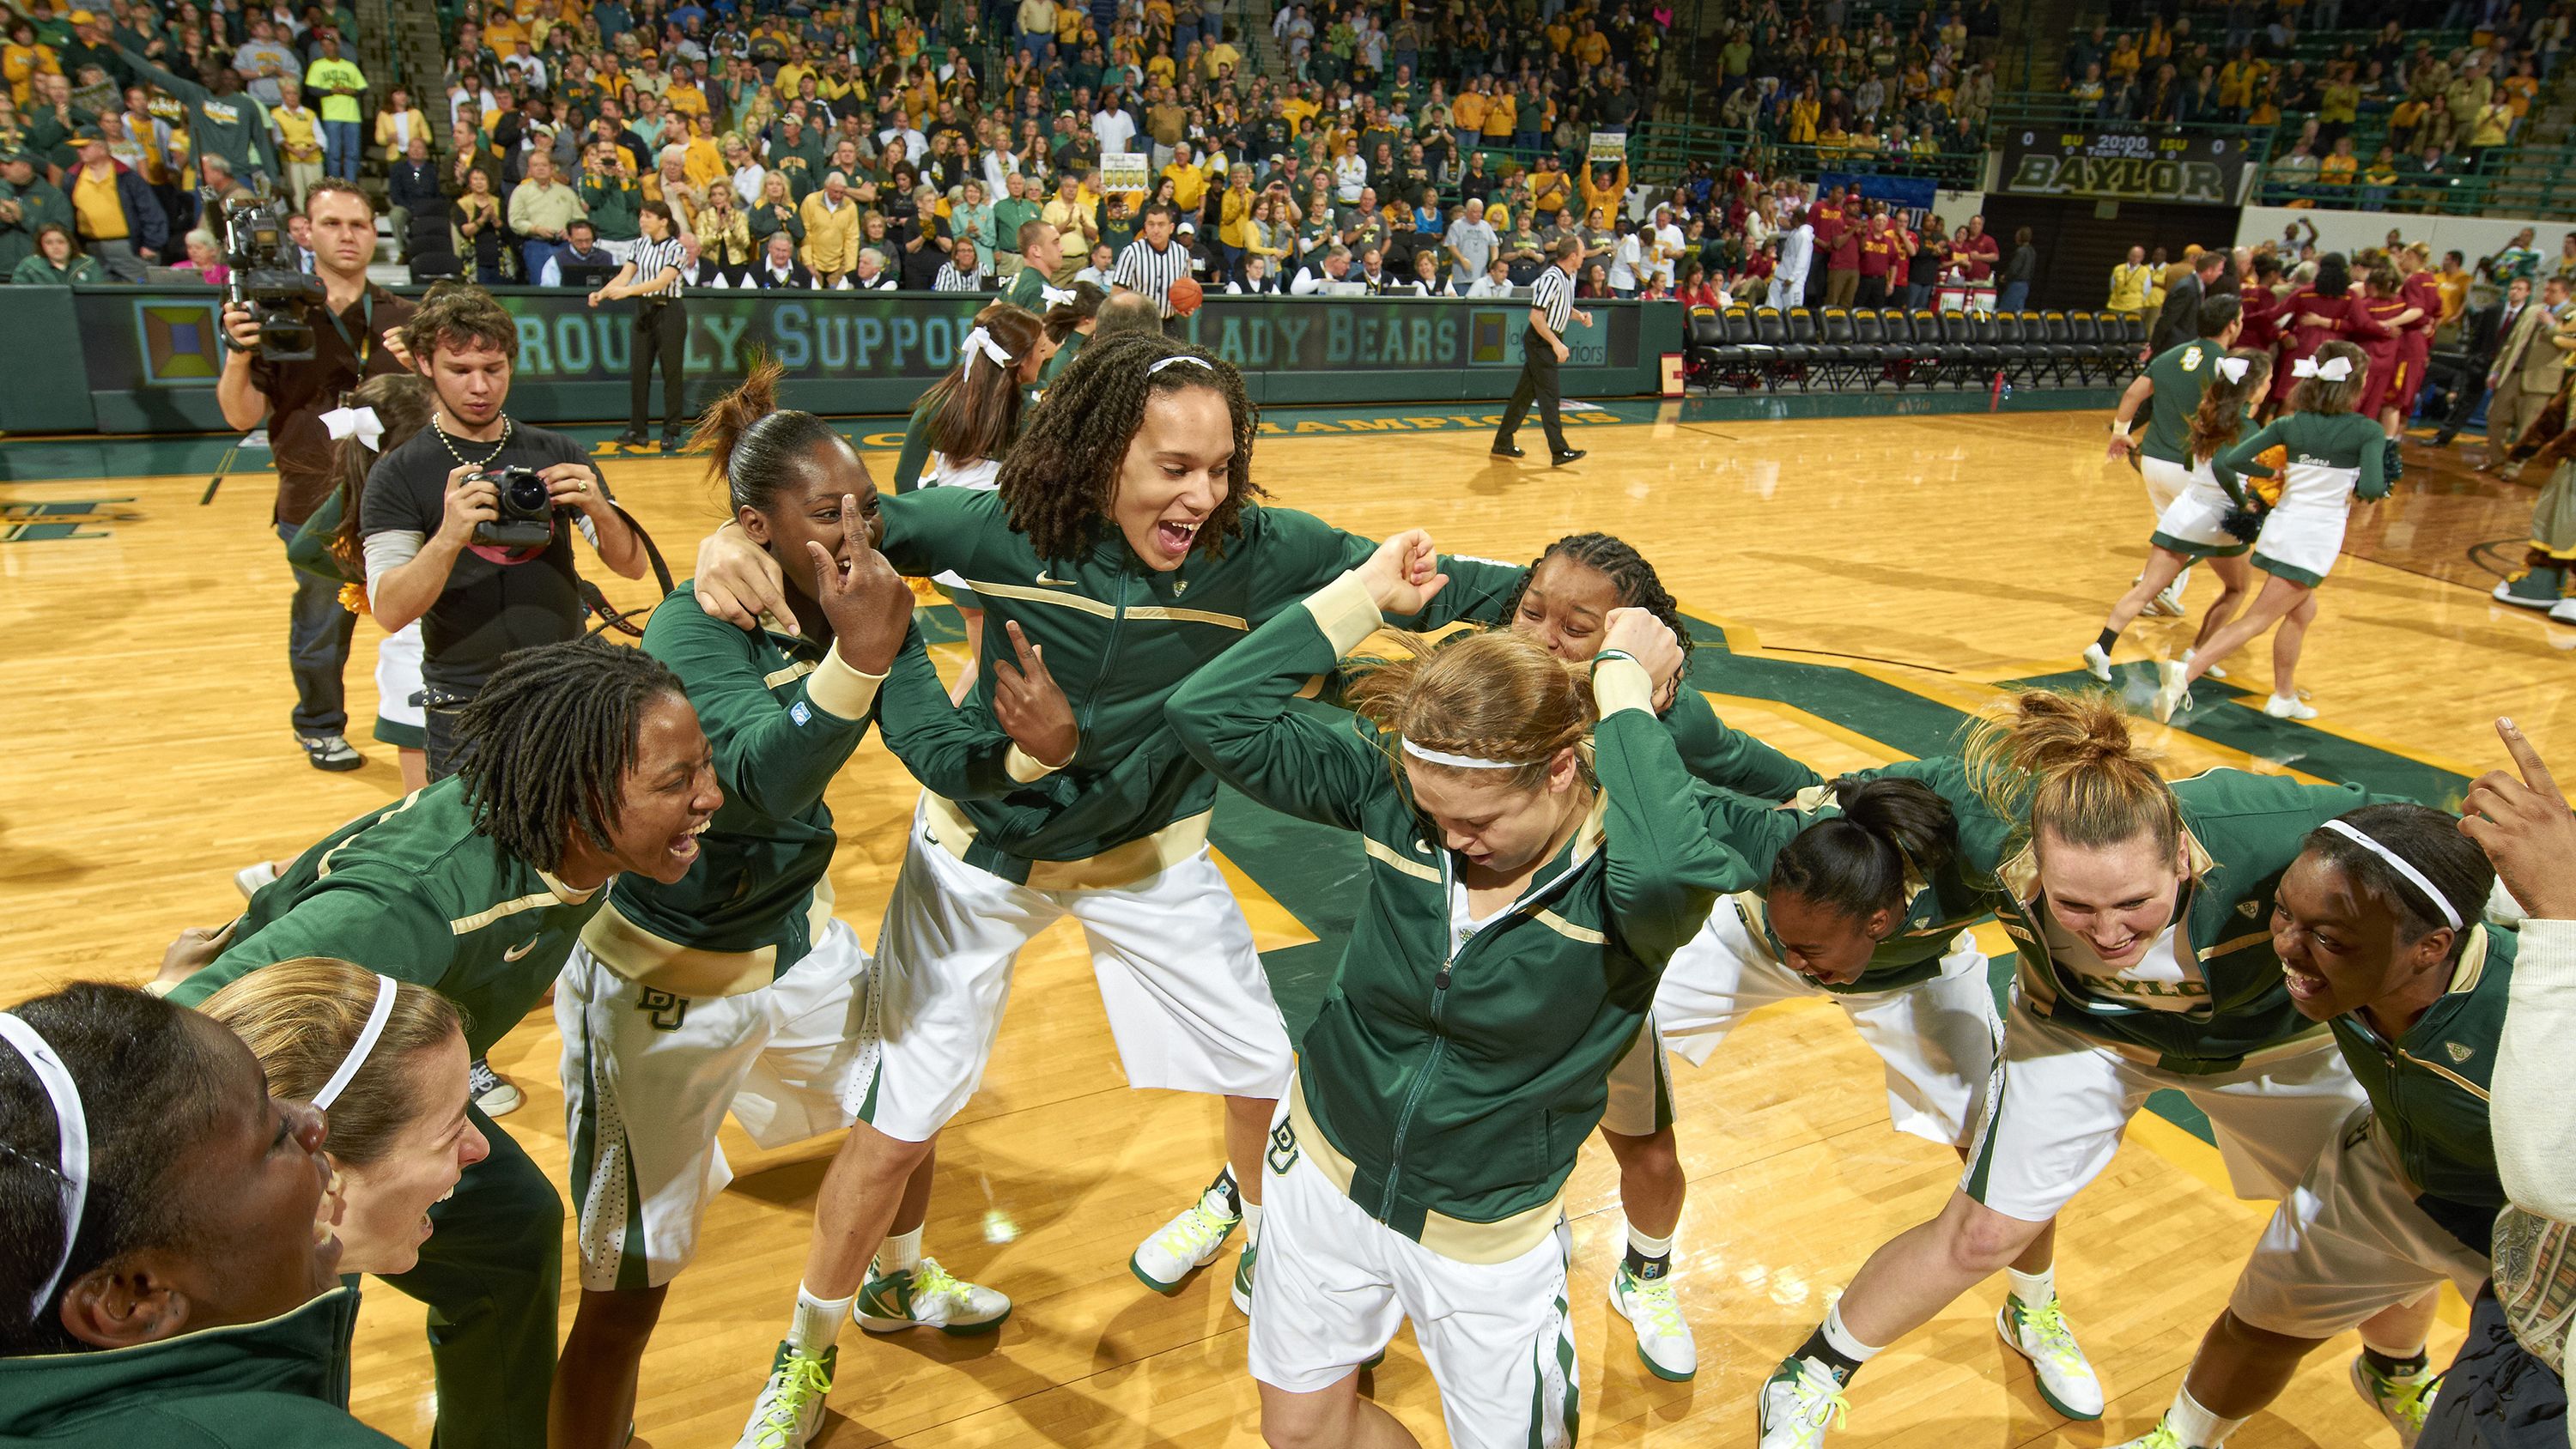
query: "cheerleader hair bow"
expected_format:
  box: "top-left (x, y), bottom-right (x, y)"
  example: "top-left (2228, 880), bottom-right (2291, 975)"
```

top-left (1041, 284), bottom-right (1076, 308)
top-left (957, 326), bottom-right (1016, 374)
top-left (2292, 355), bottom-right (2353, 381)
top-left (319, 405), bottom-right (385, 451)
top-left (2214, 356), bottom-right (2251, 383)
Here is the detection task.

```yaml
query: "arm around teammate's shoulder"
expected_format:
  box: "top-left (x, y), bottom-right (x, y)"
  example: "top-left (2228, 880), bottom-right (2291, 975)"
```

top-left (167, 876), bottom-right (453, 1009)
top-left (1662, 683), bottom-right (1824, 801)
top-left (1592, 611), bottom-right (1757, 966)
top-left (641, 584), bottom-right (880, 822)
top-left (1168, 567), bottom-right (1398, 833)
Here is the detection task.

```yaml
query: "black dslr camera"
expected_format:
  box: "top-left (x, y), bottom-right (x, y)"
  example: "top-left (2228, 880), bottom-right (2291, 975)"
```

top-left (471, 466), bottom-right (556, 549)
top-left (219, 198), bottom-right (327, 361)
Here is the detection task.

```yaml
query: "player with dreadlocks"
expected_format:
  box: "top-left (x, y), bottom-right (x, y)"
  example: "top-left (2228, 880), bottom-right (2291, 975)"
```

top-left (557, 362), bottom-right (1082, 1449)
top-left (167, 636), bottom-right (725, 1449)
top-left (690, 330), bottom-right (1524, 1447)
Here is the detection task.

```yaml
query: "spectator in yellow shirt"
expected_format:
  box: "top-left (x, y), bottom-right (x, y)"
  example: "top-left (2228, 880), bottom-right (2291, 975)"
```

top-left (1162, 141), bottom-right (1208, 212)
top-left (799, 170), bottom-right (860, 284)
top-left (3, 20), bottom-right (60, 108)
top-left (2105, 245), bottom-right (2155, 316)
top-left (1481, 90), bottom-right (1516, 142)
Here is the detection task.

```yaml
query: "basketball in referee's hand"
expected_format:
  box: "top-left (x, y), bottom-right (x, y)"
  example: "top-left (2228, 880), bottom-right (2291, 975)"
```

top-left (1168, 275), bottom-right (1204, 316)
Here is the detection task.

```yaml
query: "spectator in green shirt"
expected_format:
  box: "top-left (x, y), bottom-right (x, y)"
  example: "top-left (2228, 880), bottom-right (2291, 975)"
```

top-left (9, 221), bottom-right (101, 283)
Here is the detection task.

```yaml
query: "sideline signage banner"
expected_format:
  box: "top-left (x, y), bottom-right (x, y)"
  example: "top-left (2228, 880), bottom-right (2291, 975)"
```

top-left (80, 289), bottom-right (1640, 392)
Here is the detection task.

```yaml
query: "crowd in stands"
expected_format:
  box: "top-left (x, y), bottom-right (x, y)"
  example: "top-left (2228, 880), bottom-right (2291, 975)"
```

top-left (0, 0), bottom-right (1843, 300)
top-left (1698, 0), bottom-right (2004, 167)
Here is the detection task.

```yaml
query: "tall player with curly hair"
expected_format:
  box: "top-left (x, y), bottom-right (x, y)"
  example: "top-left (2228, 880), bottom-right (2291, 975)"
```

top-left (692, 331), bottom-right (1527, 1446)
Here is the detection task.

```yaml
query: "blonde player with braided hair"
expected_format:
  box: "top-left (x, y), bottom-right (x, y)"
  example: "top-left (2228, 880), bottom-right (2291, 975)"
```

top-left (1167, 530), bottom-right (1760, 1449)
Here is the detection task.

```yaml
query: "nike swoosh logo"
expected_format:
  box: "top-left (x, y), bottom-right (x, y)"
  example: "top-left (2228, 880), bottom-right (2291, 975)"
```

top-left (1033, 572), bottom-right (1078, 586)
top-left (502, 937), bottom-right (542, 961)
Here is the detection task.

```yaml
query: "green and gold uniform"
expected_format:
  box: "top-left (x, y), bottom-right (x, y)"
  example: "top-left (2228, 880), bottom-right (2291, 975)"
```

top-left (869, 486), bottom-right (1522, 876)
top-left (1005, 262), bottom-right (1053, 312)
top-left (2138, 336), bottom-right (2222, 467)
top-left (1167, 567), bottom-right (1759, 1253)
top-left (2329, 925), bottom-right (2515, 1216)
top-left (172, 783), bottom-right (606, 1449)
top-left (0, 1288), bottom-right (397, 1447)
top-left (592, 588), bottom-right (1026, 980)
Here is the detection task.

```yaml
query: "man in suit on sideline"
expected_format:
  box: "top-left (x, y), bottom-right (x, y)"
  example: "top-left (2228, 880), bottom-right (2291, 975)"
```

top-left (2432, 274), bottom-right (2526, 446)
top-left (2484, 273), bottom-right (2568, 472)
top-left (2148, 249), bottom-right (2227, 359)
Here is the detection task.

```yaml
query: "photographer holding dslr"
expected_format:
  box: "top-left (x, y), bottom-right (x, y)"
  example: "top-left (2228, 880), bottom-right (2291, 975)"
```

top-left (362, 284), bottom-right (647, 780)
top-left (215, 178), bottom-right (417, 773)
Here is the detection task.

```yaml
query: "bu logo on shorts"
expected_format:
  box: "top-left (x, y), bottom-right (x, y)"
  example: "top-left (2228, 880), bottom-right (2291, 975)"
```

top-left (638, 987), bottom-right (690, 1033)
top-left (1267, 1120), bottom-right (1300, 1175)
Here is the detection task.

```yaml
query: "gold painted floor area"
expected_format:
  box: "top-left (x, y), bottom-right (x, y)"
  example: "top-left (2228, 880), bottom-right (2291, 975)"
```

top-left (1, 405), bottom-right (2561, 1447)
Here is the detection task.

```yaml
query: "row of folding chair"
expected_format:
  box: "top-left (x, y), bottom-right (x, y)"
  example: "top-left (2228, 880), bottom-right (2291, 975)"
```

top-left (1682, 306), bottom-right (2149, 395)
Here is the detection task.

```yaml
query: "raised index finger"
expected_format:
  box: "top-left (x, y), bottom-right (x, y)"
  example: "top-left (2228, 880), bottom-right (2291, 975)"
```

top-left (2497, 717), bottom-right (2563, 803)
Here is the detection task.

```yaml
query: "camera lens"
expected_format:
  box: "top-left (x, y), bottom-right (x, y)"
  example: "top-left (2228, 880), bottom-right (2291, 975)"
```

top-left (506, 472), bottom-right (550, 518)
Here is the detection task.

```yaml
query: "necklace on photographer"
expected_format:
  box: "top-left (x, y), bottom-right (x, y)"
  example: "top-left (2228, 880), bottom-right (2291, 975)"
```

top-left (433, 413), bottom-right (513, 470)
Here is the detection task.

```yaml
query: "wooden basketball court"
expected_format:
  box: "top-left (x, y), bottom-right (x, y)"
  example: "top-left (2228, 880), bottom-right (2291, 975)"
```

top-left (1, 399), bottom-right (2564, 1447)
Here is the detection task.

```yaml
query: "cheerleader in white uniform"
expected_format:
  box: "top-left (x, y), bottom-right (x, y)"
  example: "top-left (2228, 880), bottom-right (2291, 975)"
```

top-left (2158, 340), bottom-right (2389, 724)
top-left (2082, 349), bottom-right (2268, 690)
top-left (890, 300), bottom-right (1054, 700)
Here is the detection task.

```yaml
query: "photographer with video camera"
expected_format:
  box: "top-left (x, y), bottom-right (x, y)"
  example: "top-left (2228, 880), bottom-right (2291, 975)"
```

top-left (215, 178), bottom-right (417, 774)
top-left (361, 283), bottom-right (647, 780)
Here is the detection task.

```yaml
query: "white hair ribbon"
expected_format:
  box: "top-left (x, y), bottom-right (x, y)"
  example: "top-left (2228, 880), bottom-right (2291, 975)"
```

top-left (957, 326), bottom-right (1014, 374)
top-left (2292, 355), bottom-right (2354, 381)
top-left (312, 974), bottom-right (400, 1112)
top-left (1041, 284), bottom-right (1076, 308)
top-left (319, 405), bottom-right (384, 451)
top-left (2321, 819), bottom-right (2463, 931)
top-left (1148, 354), bottom-right (1213, 375)
top-left (2214, 356), bottom-right (2251, 383)
top-left (0, 1013), bottom-right (89, 1319)
top-left (1401, 737), bottom-right (1538, 770)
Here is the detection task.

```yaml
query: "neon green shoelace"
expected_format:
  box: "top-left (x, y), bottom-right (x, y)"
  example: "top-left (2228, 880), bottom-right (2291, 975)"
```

top-left (1794, 1371), bottom-right (1850, 1439)
top-left (914, 1258), bottom-right (963, 1309)
top-left (1626, 1270), bottom-right (1686, 1337)
top-left (751, 1355), bottom-right (832, 1449)
top-left (1156, 1203), bottom-right (1236, 1258)
top-left (2372, 1366), bottom-right (2438, 1430)
top-left (2018, 1299), bottom-right (2087, 1373)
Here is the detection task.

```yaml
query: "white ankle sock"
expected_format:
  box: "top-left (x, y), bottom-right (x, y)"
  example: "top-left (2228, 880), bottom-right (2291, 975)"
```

top-left (2166, 1385), bottom-right (2244, 1447)
top-left (788, 1283), bottom-right (854, 1355)
top-left (1820, 1301), bottom-right (1884, 1364)
top-left (875, 1226), bottom-right (923, 1276)
top-left (1627, 1222), bottom-right (1675, 1260)
top-left (2006, 1264), bottom-right (2055, 1310)
top-left (1242, 1200), bottom-right (1263, 1246)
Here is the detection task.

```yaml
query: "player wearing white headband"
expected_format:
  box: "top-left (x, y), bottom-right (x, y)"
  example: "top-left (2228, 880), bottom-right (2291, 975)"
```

top-left (2157, 338), bottom-right (2391, 724)
top-left (888, 301), bottom-right (1055, 701)
top-left (692, 334), bottom-right (1528, 1447)
top-left (2114, 803), bottom-right (2516, 1449)
top-left (1164, 530), bottom-right (1758, 1449)
top-left (199, 961), bottom-right (485, 1280)
top-left (0, 982), bottom-right (386, 1445)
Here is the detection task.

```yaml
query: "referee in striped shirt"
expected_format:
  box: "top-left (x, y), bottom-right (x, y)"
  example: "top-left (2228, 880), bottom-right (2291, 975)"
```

top-left (1111, 201), bottom-right (1192, 336)
top-left (1492, 234), bottom-right (1591, 466)
top-left (589, 200), bottom-right (690, 452)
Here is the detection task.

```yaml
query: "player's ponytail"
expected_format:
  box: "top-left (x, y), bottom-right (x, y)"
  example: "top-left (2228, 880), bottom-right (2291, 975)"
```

top-left (1963, 690), bottom-right (2181, 858)
top-left (2185, 348), bottom-right (2271, 464)
top-left (2301, 803), bottom-right (2493, 962)
top-left (920, 300), bottom-right (1044, 469)
top-left (1770, 777), bottom-right (1958, 921)
top-left (1346, 628), bottom-right (1597, 796)
top-left (692, 356), bottom-right (846, 516)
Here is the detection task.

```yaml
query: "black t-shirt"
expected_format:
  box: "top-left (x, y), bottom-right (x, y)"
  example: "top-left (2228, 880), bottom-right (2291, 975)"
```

top-left (897, 215), bottom-right (951, 289)
top-left (359, 421), bottom-right (606, 694)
